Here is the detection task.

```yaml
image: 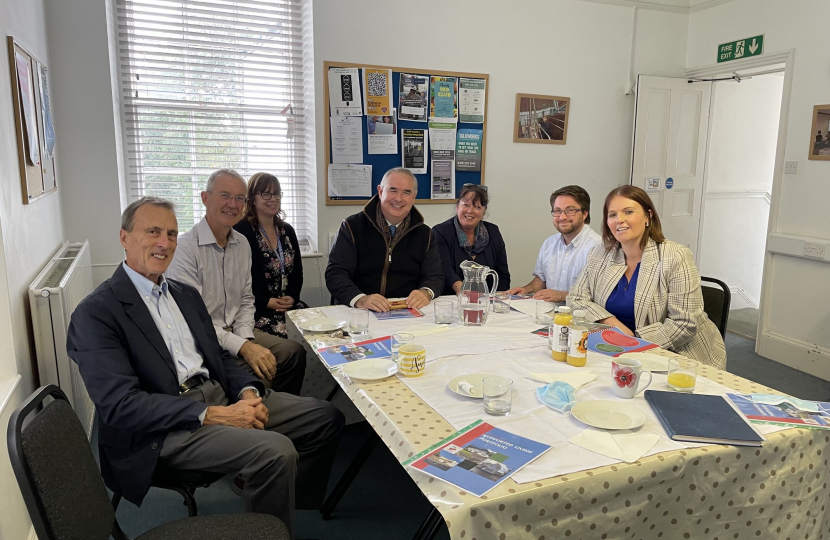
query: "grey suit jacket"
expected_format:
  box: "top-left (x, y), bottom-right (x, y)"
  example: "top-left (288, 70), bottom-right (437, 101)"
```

top-left (567, 239), bottom-right (726, 368)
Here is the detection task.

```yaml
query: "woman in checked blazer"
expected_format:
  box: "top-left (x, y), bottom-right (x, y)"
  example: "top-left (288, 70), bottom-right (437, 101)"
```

top-left (568, 185), bottom-right (726, 368)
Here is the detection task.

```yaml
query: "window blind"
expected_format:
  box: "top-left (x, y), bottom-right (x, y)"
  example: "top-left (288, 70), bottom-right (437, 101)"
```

top-left (116, 0), bottom-right (312, 245)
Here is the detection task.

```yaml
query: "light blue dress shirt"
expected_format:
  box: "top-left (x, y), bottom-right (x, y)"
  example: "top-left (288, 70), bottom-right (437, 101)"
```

top-left (123, 262), bottom-right (210, 385)
top-left (122, 263), bottom-right (257, 423)
top-left (533, 225), bottom-right (603, 293)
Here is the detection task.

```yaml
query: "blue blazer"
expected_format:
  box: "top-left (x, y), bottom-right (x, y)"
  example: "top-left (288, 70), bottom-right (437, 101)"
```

top-left (432, 217), bottom-right (511, 295)
top-left (67, 263), bottom-right (262, 505)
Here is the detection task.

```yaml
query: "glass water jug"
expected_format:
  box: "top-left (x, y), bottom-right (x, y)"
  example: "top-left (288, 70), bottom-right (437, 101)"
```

top-left (458, 260), bottom-right (499, 326)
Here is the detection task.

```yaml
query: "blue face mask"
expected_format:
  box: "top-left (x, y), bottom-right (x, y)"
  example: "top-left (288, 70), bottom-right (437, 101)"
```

top-left (535, 381), bottom-right (576, 413)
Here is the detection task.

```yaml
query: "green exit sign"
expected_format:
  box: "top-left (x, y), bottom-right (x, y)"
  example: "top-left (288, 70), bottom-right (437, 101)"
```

top-left (718, 35), bottom-right (764, 63)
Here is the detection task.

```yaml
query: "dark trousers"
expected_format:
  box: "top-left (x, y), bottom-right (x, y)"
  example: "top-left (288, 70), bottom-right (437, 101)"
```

top-left (234, 329), bottom-right (306, 395)
top-left (159, 380), bottom-right (344, 539)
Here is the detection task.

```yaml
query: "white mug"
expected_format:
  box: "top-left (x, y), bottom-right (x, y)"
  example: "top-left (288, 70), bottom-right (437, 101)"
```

top-left (611, 358), bottom-right (653, 399)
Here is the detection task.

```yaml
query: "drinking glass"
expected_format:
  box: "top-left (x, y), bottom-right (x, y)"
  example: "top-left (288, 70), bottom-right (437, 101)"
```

top-left (667, 357), bottom-right (698, 392)
top-left (391, 333), bottom-right (414, 362)
top-left (536, 301), bottom-right (555, 325)
top-left (493, 292), bottom-right (511, 314)
top-left (434, 299), bottom-right (454, 324)
top-left (482, 376), bottom-right (513, 416)
top-left (348, 309), bottom-right (369, 336)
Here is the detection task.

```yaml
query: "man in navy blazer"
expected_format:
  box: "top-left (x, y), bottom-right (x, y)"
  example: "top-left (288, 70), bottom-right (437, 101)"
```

top-left (67, 197), bottom-right (343, 538)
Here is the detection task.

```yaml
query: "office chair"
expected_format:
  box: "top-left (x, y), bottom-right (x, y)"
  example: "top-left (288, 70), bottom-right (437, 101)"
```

top-left (700, 276), bottom-right (731, 339)
top-left (8, 384), bottom-right (289, 540)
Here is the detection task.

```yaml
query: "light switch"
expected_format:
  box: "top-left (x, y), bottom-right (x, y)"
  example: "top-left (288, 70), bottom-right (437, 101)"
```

top-left (785, 161), bottom-right (797, 174)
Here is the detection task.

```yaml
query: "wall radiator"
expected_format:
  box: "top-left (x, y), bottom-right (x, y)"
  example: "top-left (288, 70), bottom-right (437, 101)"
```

top-left (28, 241), bottom-right (95, 437)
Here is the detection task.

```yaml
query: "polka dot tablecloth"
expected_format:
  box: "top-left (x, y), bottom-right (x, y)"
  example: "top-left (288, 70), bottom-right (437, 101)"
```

top-left (288, 309), bottom-right (830, 540)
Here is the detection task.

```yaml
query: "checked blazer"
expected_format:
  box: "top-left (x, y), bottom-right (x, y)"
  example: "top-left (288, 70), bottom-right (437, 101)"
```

top-left (567, 239), bottom-right (726, 368)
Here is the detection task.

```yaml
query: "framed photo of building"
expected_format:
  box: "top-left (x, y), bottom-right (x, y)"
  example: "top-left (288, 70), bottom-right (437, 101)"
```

top-left (808, 104), bottom-right (830, 161)
top-left (513, 93), bottom-right (570, 145)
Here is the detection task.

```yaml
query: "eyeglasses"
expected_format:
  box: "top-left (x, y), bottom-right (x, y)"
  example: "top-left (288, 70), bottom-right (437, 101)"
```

top-left (462, 183), bottom-right (487, 191)
top-left (258, 192), bottom-right (282, 201)
top-left (551, 208), bottom-right (583, 217)
top-left (216, 192), bottom-right (247, 204)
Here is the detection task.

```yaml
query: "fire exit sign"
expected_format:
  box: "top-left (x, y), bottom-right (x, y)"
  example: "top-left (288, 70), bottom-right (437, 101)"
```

top-left (718, 35), bottom-right (764, 63)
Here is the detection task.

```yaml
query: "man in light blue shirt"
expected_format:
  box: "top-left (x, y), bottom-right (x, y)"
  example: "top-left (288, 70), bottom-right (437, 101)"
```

top-left (507, 185), bottom-right (602, 302)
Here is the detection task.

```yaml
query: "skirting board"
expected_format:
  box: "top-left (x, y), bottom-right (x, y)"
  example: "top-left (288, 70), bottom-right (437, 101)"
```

top-left (729, 285), bottom-right (759, 310)
top-left (758, 330), bottom-right (830, 382)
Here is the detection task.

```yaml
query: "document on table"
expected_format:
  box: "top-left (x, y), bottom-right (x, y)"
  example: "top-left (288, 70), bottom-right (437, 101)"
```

top-left (328, 164), bottom-right (372, 197)
top-left (330, 116), bottom-right (363, 163)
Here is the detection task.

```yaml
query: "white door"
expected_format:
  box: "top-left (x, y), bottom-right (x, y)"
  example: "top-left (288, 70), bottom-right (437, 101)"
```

top-left (631, 76), bottom-right (712, 257)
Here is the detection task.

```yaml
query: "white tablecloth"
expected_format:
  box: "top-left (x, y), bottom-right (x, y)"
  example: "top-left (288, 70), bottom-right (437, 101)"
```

top-left (319, 298), bottom-right (784, 483)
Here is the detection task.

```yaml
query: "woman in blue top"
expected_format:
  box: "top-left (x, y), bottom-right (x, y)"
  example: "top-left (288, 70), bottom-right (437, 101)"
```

top-left (568, 186), bottom-right (726, 368)
top-left (432, 184), bottom-right (510, 296)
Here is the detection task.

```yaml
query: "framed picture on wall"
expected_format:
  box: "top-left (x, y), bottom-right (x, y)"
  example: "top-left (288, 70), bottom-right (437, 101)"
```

top-left (513, 93), bottom-right (570, 145)
top-left (808, 104), bottom-right (830, 161)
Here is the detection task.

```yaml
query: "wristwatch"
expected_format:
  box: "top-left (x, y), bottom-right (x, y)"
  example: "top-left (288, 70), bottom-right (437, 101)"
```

top-left (421, 287), bottom-right (435, 300)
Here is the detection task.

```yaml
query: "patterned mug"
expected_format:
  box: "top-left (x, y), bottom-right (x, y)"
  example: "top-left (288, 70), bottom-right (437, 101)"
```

top-left (397, 344), bottom-right (427, 377)
top-left (611, 358), bottom-right (653, 399)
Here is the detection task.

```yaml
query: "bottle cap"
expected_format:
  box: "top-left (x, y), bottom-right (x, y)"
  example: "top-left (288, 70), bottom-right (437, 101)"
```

top-left (573, 309), bottom-right (586, 318)
top-left (557, 306), bottom-right (571, 313)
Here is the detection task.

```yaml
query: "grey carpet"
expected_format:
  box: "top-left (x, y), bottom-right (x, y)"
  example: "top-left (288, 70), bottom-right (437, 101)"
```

top-left (726, 308), bottom-right (759, 340)
top-left (725, 333), bottom-right (830, 401)
top-left (110, 422), bottom-right (450, 540)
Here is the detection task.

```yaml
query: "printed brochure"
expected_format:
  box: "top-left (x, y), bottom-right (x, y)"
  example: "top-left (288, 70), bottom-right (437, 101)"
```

top-left (404, 420), bottom-right (551, 497)
top-left (375, 308), bottom-right (423, 320)
top-left (316, 336), bottom-right (392, 368)
top-left (586, 327), bottom-right (658, 356)
top-left (727, 393), bottom-right (830, 431)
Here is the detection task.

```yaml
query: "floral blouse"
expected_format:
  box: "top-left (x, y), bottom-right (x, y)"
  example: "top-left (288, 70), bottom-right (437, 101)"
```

top-left (254, 226), bottom-right (307, 338)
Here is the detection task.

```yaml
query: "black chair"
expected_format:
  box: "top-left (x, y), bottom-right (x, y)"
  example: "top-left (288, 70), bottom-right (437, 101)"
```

top-left (8, 385), bottom-right (289, 540)
top-left (700, 276), bottom-right (731, 339)
top-left (112, 467), bottom-right (224, 518)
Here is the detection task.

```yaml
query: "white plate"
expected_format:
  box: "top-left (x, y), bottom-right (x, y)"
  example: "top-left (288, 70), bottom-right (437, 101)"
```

top-left (571, 400), bottom-right (646, 430)
top-left (618, 352), bottom-right (670, 372)
top-left (298, 318), bottom-right (347, 333)
top-left (340, 358), bottom-right (398, 381)
top-left (447, 373), bottom-right (490, 398)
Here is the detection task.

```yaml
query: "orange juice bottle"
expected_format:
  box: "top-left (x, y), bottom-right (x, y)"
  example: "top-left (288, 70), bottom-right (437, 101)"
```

top-left (566, 310), bottom-right (589, 367)
top-left (550, 306), bottom-right (572, 362)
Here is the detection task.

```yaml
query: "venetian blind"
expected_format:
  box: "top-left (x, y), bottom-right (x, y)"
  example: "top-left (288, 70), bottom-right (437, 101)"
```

top-left (116, 0), bottom-right (312, 245)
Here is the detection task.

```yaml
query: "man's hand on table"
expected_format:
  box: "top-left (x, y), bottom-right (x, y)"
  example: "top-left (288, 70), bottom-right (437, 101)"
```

top-left (356, 294), bottom-right (391, 312)
top-left (532, 289), bottom-right (567, 303)
top-left (204, 397), bottom-right (268, 429)
top-left (239, 341), bottom-right (277, 380)
top-left (406, 289), bottom-right (431, 309)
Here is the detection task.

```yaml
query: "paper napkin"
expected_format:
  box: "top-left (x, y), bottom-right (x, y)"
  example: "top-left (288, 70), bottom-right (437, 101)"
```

top-left (569, 429), bottom-right (660, 463)
top-left (527, 371), bottom-right (598, 388)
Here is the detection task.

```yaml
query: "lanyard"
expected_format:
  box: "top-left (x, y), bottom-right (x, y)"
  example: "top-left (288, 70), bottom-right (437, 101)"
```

top-left (260, 225), bottom-right (285, 275)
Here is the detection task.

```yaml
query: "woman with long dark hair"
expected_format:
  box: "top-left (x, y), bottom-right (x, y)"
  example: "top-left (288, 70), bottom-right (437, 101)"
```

top-left (234, 172), bottom-right (307, 338)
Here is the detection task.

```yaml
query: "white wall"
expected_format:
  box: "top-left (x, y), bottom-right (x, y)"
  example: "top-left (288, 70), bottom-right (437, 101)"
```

top-left (45, 0), bottom-right (125, 285)
top-left (698, 74), bottom-right (783, 307)
top-left (312, 0), bottom-right (689, 285)
top-left (0, 0), bottom-right (69, 536)
top-left (688, 0), bottom-right (830, 378)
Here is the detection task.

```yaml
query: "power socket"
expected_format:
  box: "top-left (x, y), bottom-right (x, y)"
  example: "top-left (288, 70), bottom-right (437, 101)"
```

top-left (803, 242), bottom-right (826, 259)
